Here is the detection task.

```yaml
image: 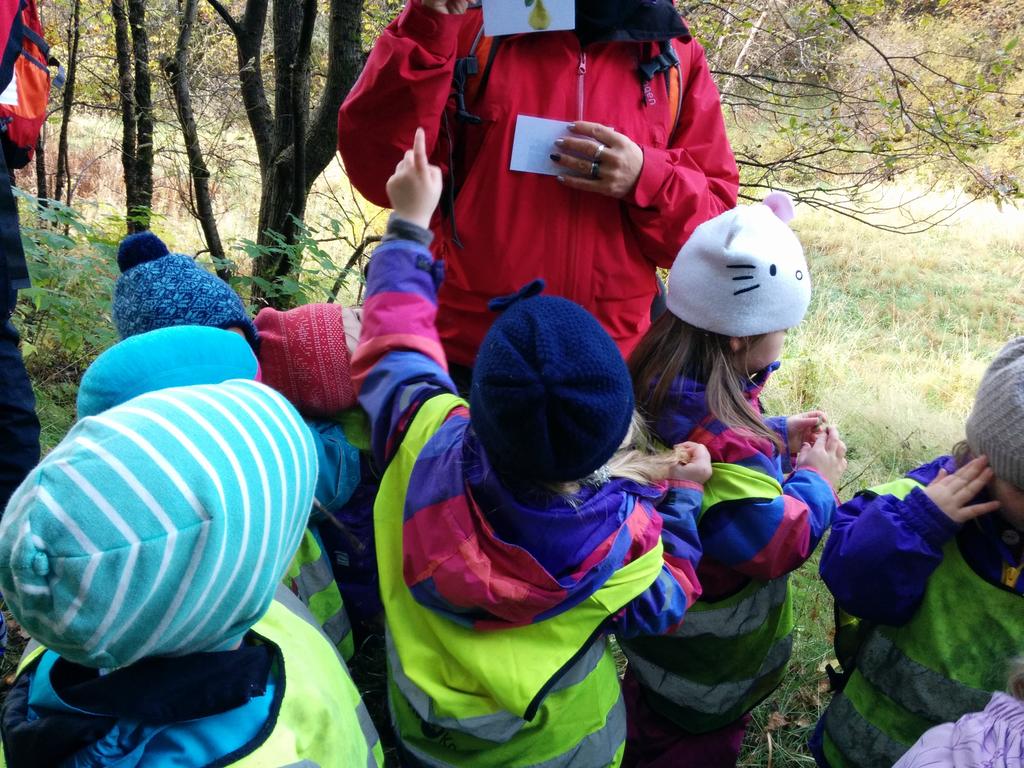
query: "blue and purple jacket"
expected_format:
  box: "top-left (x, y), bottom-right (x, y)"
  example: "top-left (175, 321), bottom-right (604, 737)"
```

top-left (652, 368), bottom-right (837, 599)
top-left (351, 228), bottom-right (703, 637)
top-left (821, 455), bottom-right (1024, 625)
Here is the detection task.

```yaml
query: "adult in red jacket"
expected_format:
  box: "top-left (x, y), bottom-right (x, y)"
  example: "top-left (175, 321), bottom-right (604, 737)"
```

top-left (338, 0), bottom-right (739, 370)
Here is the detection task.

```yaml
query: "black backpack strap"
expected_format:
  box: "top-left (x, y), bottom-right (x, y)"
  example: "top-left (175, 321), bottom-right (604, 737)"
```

top-left (638, 40), bottom-right (683, 138)
top-left (445, 24), bottom-right (504, 245)
top-left (19, 24), bottom-right (46, 59)
top-left (452, 28), bottom-right (503, 125)
top-left (638, 39), bottom-right (679, 83)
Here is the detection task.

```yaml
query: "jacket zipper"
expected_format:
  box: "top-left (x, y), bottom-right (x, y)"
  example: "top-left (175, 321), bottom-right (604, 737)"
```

top-left (577, 51), bottom-right (587, 121)
top-left (568, 48), bottom-right (587, 304)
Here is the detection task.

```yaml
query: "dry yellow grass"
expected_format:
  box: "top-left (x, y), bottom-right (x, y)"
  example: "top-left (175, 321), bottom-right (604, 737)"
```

top-left (767, 191), bottom-right (1024, 492)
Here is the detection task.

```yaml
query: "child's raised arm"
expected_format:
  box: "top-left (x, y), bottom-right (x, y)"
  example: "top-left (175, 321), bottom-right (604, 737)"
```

top-left (353, 128), bottom-right (452, 465)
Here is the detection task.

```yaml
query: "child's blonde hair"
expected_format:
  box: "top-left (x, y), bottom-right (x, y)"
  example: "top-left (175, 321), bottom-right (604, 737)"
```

top-left (629, 312), bottom-right (784, 453)
top-left (546, 411), bottom-right (687, 497)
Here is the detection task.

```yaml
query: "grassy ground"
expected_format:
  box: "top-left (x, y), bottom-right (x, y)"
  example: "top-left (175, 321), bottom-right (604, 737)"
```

top-left (6, 185), bottom-right (1023, 764)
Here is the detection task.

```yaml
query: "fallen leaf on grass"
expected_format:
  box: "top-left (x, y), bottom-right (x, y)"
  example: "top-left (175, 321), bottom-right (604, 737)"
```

top-left (765, 711), bottom-right (789, 731)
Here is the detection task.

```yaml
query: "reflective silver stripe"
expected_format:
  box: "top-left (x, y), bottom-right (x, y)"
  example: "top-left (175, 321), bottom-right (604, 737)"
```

top-left (356, 699), bottom-right (382, 768)
top-left (274, 583), bottom-right (324, 632)
top-left (273, 584), bottom-right (348, 666)
top-left (672, 576), bottom-right (788, 640)
top-left (856, 631), bottom-right (991, 724)
top-left (627, 634), bottom-right (793, 716)
top-left (290, 553), bottom-right (351, 649)
top-left (386, 630), bottom-right (607, 745)
top-left (529, 691), bottom-right (625, 768)
top-left (278, 762), bottom-right (322, 767)
top-left (292, 554), bottom-right (336, 602)
top-left (21, 639), bottom-right (42, 663)
top-left (392, 690), bottom-right (626, 768)
top-left (322, 603), bottom-right (353, 648)
top-left (550, 640), bottom-right (606, 694)
top-left (824, 692), bottom-right (910, 768)
top-left (386, 629), bottom-right (526, 743)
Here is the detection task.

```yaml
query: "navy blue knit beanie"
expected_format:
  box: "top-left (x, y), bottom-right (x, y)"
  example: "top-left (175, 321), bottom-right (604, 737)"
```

top-left (470, 280), bottom-right (634, 483)
top-left (112, 232), bottom-right (259, 349)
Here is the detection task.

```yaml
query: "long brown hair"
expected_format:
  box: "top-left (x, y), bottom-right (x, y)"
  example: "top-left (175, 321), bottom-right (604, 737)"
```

top-left (628, 312), bottom-right (784, 452)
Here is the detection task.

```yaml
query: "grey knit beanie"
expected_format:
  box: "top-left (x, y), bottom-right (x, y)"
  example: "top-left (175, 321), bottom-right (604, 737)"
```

top-left (966, 336), bottom-right (1024, 488)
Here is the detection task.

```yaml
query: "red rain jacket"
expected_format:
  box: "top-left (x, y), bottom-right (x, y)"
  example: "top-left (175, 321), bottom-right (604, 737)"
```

top-left (338, 2), bottom-right (739, 367)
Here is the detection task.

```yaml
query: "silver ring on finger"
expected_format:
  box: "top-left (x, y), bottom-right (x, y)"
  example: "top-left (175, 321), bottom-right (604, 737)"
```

top-left (590, 161), bottom-right (601, 180)
top-left (593, 143), bottom-right (606, 163)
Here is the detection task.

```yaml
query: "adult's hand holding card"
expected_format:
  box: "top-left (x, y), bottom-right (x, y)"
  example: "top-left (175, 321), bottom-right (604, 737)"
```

top-left (510, 115), bottom-right (585, 177)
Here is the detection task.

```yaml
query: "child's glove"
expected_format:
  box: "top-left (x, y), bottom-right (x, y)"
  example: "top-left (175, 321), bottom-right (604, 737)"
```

top-left (386, 127), bottom-right (443, 230)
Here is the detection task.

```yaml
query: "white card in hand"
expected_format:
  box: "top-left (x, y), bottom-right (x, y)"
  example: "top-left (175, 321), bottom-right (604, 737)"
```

top-left (510, 115), bottom-right (582, 177)
top-left (481, 0), bottom-right (575, 37)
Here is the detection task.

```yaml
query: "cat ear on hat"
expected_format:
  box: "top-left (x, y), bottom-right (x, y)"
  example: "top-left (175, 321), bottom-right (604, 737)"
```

top-left (762, 191), bottom-right (796, 224)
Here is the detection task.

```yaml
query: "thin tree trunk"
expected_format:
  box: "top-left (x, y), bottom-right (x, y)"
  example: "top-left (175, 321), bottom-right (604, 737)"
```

top-left (265, 0), bottom-right (317, 285)
top-left (207, 0), bottom-right (272, 170)
top-left (127, 0), bottom-right (152, 231)
top-left (720, 7), bottom-right (769, 98)
top-left (164, 0), bottom-right (228, 279)
top-left (289, 0), bottom-right (317, 237)
top-left (111, 0), bottom-right (137, 230)
top-left (210, 0), bottom-right (367, 308)
top-left (34, 132), bottom-right (47, 203)
top-left (54, 0), bottom-right (80, 207)
top-left (248, 0), bottom-right (308, 305)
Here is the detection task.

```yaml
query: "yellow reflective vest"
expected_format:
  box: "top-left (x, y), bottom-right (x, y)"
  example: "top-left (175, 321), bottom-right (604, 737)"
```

top-left (377, 394), bottom-right (665, 767)
top-left (2, 587), bottom-right (382, 768)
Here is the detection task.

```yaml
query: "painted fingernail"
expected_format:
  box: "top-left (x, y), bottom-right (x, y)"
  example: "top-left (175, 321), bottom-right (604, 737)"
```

top-left (550, 153), bottom-right (561, 161)
top-left (554, 138), bottom-right (565, 146)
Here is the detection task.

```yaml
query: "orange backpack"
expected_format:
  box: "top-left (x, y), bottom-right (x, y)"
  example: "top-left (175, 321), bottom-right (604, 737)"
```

top-left (0, 0), bottom-right (60, 170)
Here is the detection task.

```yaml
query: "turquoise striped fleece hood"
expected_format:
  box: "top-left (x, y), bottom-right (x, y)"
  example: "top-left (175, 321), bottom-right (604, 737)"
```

top-left (0, 379), bottom-right (317, 669)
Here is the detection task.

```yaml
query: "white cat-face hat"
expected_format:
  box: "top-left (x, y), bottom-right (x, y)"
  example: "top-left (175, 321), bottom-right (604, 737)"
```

top-left (665, 192), bottom-right (811, 338)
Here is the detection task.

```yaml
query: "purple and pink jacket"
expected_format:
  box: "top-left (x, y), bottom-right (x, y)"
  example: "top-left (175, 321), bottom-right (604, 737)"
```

top-left (651, 367), bottom-right (837, 599)
top-left (820, 456), bottom-right (1024, 626)
top-left (351, 228), bottom-right (704, 636)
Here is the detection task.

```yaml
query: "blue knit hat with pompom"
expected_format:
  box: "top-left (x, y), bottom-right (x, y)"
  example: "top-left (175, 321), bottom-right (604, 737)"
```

top-left (112, 232), bottom-right (258, 348)
top-left (469, 280), bottom-right (634, 483)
